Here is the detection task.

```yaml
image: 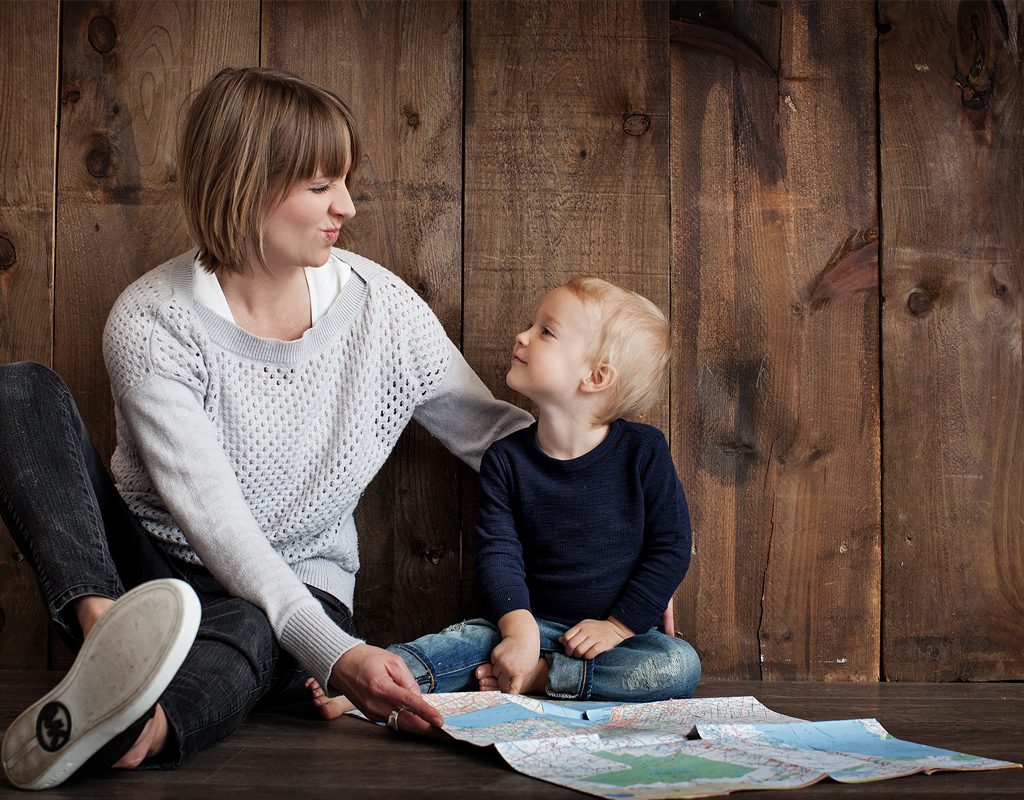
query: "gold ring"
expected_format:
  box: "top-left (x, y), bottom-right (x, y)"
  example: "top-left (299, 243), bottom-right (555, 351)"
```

top-left (386, 708), bottom-right (402, 732)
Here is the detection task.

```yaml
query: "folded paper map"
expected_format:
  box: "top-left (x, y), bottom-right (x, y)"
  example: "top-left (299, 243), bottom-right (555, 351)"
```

top-left (400, 692), bottom-right (1021, 799)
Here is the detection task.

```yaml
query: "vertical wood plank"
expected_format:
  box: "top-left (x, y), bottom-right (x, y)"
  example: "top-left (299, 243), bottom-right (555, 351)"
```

top-left (880, 1), bottom-right (1024, 680)
top-left (0, 0), bottom-right (59, 669)
top-left (54, 0), bottom-right (258, 666)
top-left (466, 0), bottom-right (671, 424)
top-left (263, 0), bottom-right (465, 645)
top-left (671, 1), bottom-right (881, 680)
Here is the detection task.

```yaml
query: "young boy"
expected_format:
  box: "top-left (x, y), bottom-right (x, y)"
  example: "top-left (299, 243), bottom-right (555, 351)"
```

top-left (309, 277), bottom-right (699, 712)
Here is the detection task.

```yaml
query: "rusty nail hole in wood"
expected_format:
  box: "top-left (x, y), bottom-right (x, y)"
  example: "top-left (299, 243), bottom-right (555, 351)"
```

top-left (86, 145), bottom-right (112, 178)
top-left (0, 237), bottom-right (16, 270)
top-left (623, 113), bottom-right (651, 136)
top-left (88, 15), bottom-right (116, 54)
top-left (907, 291), bottom-right (933, 315)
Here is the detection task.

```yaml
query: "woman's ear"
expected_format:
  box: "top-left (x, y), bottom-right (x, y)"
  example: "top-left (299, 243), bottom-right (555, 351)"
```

top-left (580, 363), bottom-right (616, 394)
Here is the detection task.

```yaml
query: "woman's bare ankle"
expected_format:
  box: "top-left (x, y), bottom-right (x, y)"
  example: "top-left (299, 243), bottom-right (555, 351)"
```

top-left (113, 704), bottom-right (169, 769)
top-left (74, 595), bottom-right (115, 639)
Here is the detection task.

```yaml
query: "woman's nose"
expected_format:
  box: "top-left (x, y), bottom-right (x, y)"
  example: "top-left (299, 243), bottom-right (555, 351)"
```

top-left (332, 184), bottom-right (356, 220)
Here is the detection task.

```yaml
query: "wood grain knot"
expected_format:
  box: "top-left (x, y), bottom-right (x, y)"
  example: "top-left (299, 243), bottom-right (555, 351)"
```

top-left (415, 280), bottom-right (429, 298)
top-left (88, 15), bottom-right (116, 54)
top-left (403, 108), bottom-right (421, 128)
top-left (907, 291), bottom-right (933, 316)
top-left (0, 237), bottom-right (16, 270)
top-left (65, 90), bottom-right (81, 104)
top-left (956, 60), bottom-right (992, 111)
top-left (85, 143), bottom-right (112, 178)
top-left (622, 113), bottom-right (651, 136)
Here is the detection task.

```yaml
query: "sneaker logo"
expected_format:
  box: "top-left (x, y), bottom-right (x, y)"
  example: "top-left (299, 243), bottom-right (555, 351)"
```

top-left (35, 702), bottom-right (72, 752)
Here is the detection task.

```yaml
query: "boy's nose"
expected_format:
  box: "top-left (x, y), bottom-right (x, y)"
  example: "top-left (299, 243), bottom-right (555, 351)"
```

top-left (514, 330), bottom-right (529, 346)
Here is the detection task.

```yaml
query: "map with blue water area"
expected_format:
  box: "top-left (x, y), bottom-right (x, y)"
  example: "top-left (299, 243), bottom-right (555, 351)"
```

top-left (407, 692), bottom-right (1020, 799)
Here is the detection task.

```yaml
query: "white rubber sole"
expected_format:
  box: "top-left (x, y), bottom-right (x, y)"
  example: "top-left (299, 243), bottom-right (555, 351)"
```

top-left (1, 578), bottom-right (201, 790)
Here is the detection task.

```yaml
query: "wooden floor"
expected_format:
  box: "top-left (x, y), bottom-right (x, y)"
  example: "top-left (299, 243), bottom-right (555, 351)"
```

top-left (0, 671), bottom-right (1021, 798)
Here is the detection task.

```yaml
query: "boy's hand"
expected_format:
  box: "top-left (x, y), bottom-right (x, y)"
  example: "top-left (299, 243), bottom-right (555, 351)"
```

top-left (490, 635), bottom-right (542, 694)
top-left (560, 616), bottom-right (635, 660)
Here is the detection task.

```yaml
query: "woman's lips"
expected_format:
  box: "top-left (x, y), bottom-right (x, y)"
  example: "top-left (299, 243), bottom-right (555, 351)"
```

top-left (322, 228), bottom-right (340, 242)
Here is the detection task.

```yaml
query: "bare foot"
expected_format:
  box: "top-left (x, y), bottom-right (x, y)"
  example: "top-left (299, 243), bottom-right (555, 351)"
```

top-left (305, 677), bottom-right (355, 720)
top-left (475, 659), bottom-right (548, 695)
top-left (475, 663), bottom-right (499, 691)
top-left (113, 704), bottom-right (169, 769)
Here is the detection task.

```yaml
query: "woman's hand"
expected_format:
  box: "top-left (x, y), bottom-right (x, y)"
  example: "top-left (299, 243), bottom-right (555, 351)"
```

top-left (329, 644), bottom-right (444, 735)
top-left (560, 616), bottom-right (635, 660)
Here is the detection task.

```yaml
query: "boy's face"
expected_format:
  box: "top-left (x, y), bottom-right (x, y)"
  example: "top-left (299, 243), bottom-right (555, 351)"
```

top-left (506, 287), bottom-right (603, 407)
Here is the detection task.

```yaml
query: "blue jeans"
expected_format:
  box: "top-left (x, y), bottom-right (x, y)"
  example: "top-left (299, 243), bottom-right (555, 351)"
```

top-left (389, 617), bottom-right (701, 702)
top-left (0, 362), bottom-right (356, 767)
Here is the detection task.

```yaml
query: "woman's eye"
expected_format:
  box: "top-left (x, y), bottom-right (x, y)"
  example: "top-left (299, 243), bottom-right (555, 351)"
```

top-left (310, 185), bottom-right (331, 194)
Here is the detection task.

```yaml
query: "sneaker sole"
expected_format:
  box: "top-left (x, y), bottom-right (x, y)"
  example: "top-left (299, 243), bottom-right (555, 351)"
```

top-left (1, 578), bottom-right (201, 790)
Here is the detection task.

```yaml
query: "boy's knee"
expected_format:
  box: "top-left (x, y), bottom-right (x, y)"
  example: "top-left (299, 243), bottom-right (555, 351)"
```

top-left (622, 636), bottom-right (701, 699)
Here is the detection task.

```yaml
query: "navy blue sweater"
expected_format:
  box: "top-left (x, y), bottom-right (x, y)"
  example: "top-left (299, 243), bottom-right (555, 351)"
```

top-left (475, 419), bottom-right (692, 634)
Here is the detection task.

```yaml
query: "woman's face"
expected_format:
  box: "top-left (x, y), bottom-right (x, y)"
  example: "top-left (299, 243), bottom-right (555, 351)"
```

top-left (260, 173), bottom-right (356, 271)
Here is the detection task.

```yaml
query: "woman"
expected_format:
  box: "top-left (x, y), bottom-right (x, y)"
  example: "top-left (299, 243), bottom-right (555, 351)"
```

top-left (0, 67), bottom-right (531, 790)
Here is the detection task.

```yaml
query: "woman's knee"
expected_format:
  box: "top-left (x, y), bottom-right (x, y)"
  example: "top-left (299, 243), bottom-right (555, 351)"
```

top-left (0, 361), bottom-right (67, 404)
top-left (194, 597), bottom-right (278, 680)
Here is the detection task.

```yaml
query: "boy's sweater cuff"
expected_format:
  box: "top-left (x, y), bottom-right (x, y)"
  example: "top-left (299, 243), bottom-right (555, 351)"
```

top-left (486, 585), bottom-right (532, 622)
top-left (280, 603), bottom-right (363, 687)
top-left (610, 596), bottom-right (663, 636)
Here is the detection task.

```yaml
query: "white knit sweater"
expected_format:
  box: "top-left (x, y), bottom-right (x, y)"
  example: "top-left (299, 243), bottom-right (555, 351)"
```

top-left (102, 247), bottom-right (532, 684)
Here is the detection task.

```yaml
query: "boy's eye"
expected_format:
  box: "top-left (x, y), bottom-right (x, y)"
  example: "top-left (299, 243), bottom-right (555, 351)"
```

top-left (541, 327), bottom-right (553, 337)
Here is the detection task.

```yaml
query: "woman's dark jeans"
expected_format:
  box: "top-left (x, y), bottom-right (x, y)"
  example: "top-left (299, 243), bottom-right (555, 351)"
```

top-left (0, 361), bottom-right (355, 767)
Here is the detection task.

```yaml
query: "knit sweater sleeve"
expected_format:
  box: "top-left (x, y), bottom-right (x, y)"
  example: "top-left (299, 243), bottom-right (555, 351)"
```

top-left (607, 432), bottom-right (693, 634)
top-left (103, 292), bottom-right (361, 687)
top-left (473, 444), bottom-right (531, 620)
top-left (413, 341), bottom-right (534, 471)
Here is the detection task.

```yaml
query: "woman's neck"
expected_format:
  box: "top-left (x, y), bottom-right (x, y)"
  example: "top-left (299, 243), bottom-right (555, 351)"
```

top-left (217, 266), bottom-right (312, 341)
top-left (534, 406), bottom-right (610, 460)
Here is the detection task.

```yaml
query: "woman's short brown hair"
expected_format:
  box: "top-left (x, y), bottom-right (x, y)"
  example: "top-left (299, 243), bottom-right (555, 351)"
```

top-left (177, 67), bottom-right (361, 274)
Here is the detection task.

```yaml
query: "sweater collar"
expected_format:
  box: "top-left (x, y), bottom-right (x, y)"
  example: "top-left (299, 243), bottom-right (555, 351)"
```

top-left (162, 248), bottom-right (369, 364)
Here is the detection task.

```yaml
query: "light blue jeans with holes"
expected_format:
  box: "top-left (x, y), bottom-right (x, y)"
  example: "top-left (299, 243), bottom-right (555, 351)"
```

top-left (387, 617), bottom-right (701, 702)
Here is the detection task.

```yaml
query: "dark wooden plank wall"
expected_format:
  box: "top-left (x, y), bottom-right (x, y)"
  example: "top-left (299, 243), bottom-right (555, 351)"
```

top-left (0, 0), bottom-right (58, 669)
top-left (0, 0), bottom-right (1020, 683)
top-left (671, 2), bottom-right (881, 681)
top-left (879, 0), bottom-right (1024, 680)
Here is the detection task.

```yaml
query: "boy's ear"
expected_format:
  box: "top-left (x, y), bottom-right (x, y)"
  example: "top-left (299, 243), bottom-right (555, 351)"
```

top-left (580, 363), bottom-right (616, 394)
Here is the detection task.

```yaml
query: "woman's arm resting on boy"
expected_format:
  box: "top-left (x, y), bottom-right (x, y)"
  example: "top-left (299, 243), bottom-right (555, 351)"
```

top-left (560, 616), bottom-right (635, 660)
top-left (413, 342), bottom-right (533, 471)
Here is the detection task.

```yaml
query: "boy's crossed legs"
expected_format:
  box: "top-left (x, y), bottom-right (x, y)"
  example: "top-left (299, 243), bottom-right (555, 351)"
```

top-left (308, 617), bottom-right (700, 718)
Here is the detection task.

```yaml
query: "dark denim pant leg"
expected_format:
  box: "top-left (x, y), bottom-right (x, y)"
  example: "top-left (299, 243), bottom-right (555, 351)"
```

top-left (156, 576), bottom-right (357, 767)
top-left (0, 362), bottom-right (176, 642)
top-left (388, 618), bottom-right (502, 693)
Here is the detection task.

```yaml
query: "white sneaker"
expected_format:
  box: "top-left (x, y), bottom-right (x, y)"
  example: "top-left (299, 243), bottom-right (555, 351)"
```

top-left (2, 578), bottom-right (201, 790)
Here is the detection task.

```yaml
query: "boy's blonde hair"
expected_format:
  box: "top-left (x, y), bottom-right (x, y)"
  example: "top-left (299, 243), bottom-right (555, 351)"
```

top-left (177, 67), bottom-right (361, 274)
top-left (563, 277), bottom-right (670, 424)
